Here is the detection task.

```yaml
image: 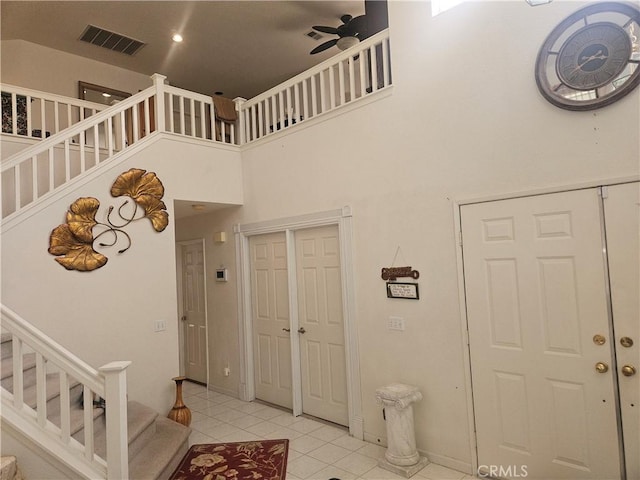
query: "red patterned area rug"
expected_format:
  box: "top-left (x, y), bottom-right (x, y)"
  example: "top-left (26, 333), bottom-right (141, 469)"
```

top-left (169, 439), bottom-right (289, 480)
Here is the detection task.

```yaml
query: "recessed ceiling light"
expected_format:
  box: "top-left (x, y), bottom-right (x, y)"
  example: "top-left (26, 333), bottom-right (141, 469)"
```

top-left (102, 92), bottom-right (111, 98)
top-left (191, 204), bottom-right (205, 211)
top-left (172, 33), bottom-right (183, 43)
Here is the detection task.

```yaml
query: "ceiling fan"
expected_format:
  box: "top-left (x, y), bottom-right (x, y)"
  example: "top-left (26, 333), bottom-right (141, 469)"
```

top-left (310, 14), bottom-right (369, 55)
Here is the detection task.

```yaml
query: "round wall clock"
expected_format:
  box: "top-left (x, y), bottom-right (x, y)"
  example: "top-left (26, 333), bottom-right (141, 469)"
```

top-left (535, 2), bottom-right (640, 111)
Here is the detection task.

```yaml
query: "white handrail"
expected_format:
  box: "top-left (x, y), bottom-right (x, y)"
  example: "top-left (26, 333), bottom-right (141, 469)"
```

top-left (1, 304), bottom-right (130, 479)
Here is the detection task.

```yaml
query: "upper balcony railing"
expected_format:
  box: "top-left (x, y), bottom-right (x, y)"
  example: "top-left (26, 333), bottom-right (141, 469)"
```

top-left (238, 29), bottom-right (392, 143)
top-left (1, 29), bottom-right (391, 223)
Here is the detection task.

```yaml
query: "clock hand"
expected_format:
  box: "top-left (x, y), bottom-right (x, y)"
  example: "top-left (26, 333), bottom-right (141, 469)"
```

top-left (569, 51), bottom-right (609, 75)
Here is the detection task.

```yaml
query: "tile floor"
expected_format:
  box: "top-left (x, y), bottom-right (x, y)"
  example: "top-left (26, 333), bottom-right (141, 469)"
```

top-left (182, 382), bottom-right (473, 480)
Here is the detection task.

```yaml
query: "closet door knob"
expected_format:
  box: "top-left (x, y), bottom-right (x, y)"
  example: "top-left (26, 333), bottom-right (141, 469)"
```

top-left (595, 362), bottom-right (609, 373)
top-left (621, 365), bottom-right (636, 377)
top-left (298, 327), bottom-right (306, 334)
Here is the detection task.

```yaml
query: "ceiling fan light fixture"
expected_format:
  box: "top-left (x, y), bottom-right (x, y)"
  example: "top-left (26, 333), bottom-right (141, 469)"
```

top-left (337, 36), bottom-right (360, 50)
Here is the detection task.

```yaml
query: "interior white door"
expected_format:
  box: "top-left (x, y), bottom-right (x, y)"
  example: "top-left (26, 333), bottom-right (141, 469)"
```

top-left (295, 225), bottom-right (349, 426)
top-left (250, 232), bottom-right (293, 408)
top-left (181, 241), bottom-right (208, 384)
top-left (462, 189), bottom-right (621, 480)
top-left (603, 182), bottom-right (639, 480)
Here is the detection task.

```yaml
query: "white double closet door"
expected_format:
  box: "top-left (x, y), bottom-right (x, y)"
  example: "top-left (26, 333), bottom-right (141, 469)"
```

top-left (461, 183), bottom-right (639, 480)
top-left (249, 225), bottom-right (349, 426)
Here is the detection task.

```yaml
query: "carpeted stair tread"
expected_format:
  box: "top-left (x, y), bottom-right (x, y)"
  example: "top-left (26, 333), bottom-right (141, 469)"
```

top-left (129, 416), bottom-right (191, 480)
top-left (17, 373), bottom-right (81, 410)
top-left (89, 400), bottom-right (159, 461)
top-left (0, 333), bottom-right (13, 359)
top-left (1, 353), bottom-right (37, 392)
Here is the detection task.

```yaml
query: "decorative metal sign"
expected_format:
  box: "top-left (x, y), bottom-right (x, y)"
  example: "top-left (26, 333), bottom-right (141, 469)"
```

top-left (381, 266), bottom-right (419, 281)
top-left (386, 282), bottom-right (419, 300)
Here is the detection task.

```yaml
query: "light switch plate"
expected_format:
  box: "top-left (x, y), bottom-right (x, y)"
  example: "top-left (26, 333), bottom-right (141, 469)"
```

top-left (387, 316), bottom-right (405, 331)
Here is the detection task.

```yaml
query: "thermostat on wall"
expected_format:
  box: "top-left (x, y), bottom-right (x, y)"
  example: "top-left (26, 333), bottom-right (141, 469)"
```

top-left (215, 268), bottom-right (228, 282)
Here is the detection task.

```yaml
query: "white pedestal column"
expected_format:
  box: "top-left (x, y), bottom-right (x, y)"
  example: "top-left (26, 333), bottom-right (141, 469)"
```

top-left (375, 383), bottom-right (429, 478)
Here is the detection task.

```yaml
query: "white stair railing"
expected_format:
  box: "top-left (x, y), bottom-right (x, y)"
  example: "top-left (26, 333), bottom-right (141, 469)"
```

top-left (239, 29), bottom-right (391, 143)
top-left (1, 84), bottom-right (108, 139)
top-left (1, 74), bottom-right (241, 222)
top-left (0, 304), bottom-right (130, 480)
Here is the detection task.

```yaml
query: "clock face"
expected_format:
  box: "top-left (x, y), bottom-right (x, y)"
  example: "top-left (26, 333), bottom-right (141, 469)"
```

top-left (536, 2), bottom-right (640, 111)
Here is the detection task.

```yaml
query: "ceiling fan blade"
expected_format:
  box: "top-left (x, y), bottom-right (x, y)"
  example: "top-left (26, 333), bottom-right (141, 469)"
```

top-left (312, 25), bottom-right (338, 34)
top-left (340, 14), bottom-right (353, 24)
top-left (310, 39), bottom-right (338, 55)
top-left (347, 15), bottom-right (368, 36)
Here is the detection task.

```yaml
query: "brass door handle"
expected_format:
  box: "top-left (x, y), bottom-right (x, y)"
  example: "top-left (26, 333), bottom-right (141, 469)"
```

top-left (621, 365), bottom-right (636, 377)
top-left (282, 328), bottom-right (290, 332)
top-left (298, 327), bottom-right (306, 334)
top-left (595, 362), bottom-right (609, 373)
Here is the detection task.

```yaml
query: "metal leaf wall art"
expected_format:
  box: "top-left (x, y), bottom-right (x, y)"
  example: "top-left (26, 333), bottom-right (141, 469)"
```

top-left (48, 168), bottom-right (169, 272)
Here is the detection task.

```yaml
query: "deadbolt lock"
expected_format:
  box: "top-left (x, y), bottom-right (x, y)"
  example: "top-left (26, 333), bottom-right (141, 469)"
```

top-left (593, 334), bottom-right (606, 345)
top-left (620, 337), bottom-right (634, 348)
top-left (595, 362), bottom-right (609, 373)
top-left (621, 365), bottom-right (637, 377)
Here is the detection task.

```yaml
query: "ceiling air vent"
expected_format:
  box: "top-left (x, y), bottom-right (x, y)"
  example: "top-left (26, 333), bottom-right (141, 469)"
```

top-left (79, 25), bottom-right (145, 56)
top-left (305, 30), bottom-right (324, 41)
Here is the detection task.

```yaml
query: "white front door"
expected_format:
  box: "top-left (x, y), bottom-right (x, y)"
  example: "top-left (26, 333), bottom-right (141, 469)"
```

top-left (250, 232), bottom-right (293, 408)
top-left (462, 189), bottom-right (621, 480)
top-left (295, 225), bottom-right (349, 426)
top-left (604, 182), bottom-right (639, 480)
top-left (181, 241), bottom-right (208, 384)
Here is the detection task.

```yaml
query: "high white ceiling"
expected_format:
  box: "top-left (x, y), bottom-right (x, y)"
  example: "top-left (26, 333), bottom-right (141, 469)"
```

top-left (1, 0), bottom-right (369, 100)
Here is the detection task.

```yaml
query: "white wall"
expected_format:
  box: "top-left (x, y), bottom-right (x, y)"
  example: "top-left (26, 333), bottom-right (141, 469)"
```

top-left (177, 0), bottom-right (639, 473)
top-left (1, 40), bottom-right (152, 98)
top-left (2, 0), bottom-right (639, 474)
top-left (1, 136), bottom-right (243, 414)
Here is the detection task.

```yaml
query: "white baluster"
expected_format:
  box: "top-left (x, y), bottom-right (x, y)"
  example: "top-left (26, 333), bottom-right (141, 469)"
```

top-left (48, 148), bottom-right (55, 192)
top-left (36, 353), bottom-right (47, 428)
top-left (83, 385), bottom-right (94, 461)
top-left (26, 96), bottom-right (32, 136)
top-left (382, 39), bottom-right (390, 88)
top-left (302, 78), bottom-right (310, 120)
top-left (31, 156), bottom-right (38, 202)
top-left (190, 98), bottom-right (196, 136)
top-left (11, 336), bottom-right (24, 408)
top-left (370, 45), bottom-right (378, 92)
top-left (54, 101), bottom-right (60, 134)
top-left (99, 361), bottom-right (131, 480)
top-left (348, 55), bottom-right (356, 102)
top-left (338, 61), bottom-right (346, 106)
top-left (64, 139), bottom-right (71, 181)
top-left (59, 372), bottom-right (70, 443)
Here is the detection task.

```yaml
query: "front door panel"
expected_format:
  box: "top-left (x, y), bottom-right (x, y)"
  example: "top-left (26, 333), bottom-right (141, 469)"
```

top-left (604, 182), bottom-right (640, 480)
top-left (462, 189), bottom-right (621, 480)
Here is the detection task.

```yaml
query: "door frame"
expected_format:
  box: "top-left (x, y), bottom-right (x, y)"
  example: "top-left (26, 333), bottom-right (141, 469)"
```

top-left (234, 206), bottom-right (363, 438)
top-left (452, 175), bottom-right (639, 477)
top-left (176, 238), bottom-right (210, 385)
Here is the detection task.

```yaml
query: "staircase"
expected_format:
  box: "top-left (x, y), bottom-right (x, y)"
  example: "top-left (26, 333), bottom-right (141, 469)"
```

top-left (0, 310), bottom-right (191, 479)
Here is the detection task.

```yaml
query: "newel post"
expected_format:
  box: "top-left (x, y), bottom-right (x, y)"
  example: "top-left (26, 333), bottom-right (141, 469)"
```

top-left (151, 73), bottom-right (167, 133)
top-left (99, 361), bottom-right (132, 480)
top-left (233, 97), bottom-right (247, 145)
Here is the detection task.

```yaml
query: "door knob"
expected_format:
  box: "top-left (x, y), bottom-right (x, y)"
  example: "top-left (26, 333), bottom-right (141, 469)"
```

top-left (595, 362), bottom-right (609, 373)
top-left (282, 328), bottom-right (290, 332)
top-left (181, 315), bottom-right (187, 321)
top-left (593, 334), bottom-right (606, 345)
top-left (621, 365), bottom-right (636, 377)
top-left (620, 337), bottom-right (634, 348)
top-left (297, 327), bottom-right (306, 334)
